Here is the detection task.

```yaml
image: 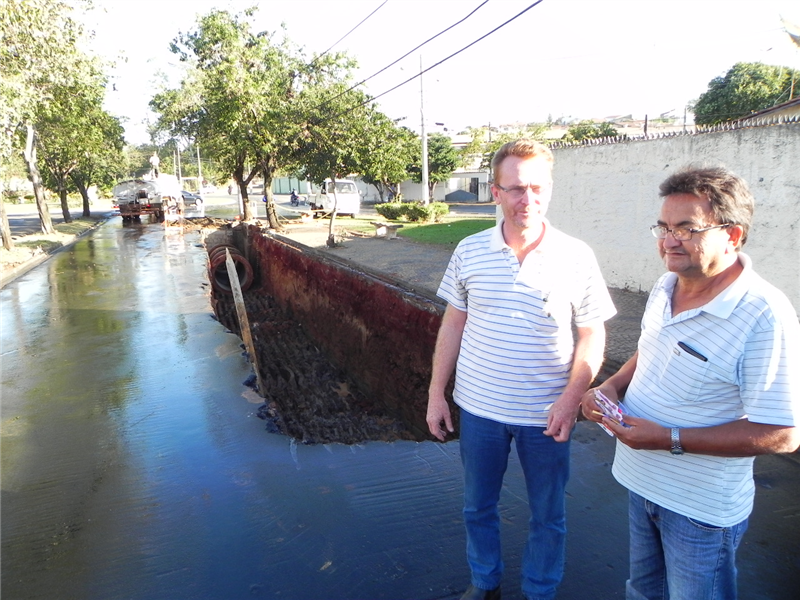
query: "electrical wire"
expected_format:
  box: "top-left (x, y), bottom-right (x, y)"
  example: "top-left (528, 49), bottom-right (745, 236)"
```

top-left (310, 0), bottom-right (389, 66)
top-left (316, 0), bottom-right (491, 110)
top-left (329, 0), bottom-right (546, 120)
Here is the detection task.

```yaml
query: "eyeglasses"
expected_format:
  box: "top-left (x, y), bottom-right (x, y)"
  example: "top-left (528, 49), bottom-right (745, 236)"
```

top-left (650, 223), bottom-right (731, 241)
top-left (494, 183), bottom-right (546, 200)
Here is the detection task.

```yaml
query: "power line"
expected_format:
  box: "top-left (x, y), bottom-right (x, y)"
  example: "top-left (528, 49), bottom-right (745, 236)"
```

top-left (317, 0), bottom-right (491, 110)
top-left (310, 0), bottom-right (389, 66)
top-left (334, 0), bottom-right (547, 120)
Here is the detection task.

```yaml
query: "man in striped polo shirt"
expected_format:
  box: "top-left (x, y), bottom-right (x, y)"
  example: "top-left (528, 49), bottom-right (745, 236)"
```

top-left (427, 139), bottom-right (616, 600)
top-left (582, 166), bottom-right (800, 600)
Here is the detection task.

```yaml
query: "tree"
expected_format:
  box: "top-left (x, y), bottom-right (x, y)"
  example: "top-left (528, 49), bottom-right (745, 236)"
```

top-left (69, 111), bottom-right (126, 216)
top-left (693, 62), bottom-right (800, 125)
top-left (359, 121), bottom-right (417, 202)
top-left (408, 133), bottom-right (460, 199)
top-left (37, 63), bottom-right (113, 222)
top-left (152, 8), bottom-right (354, 228)
top-left (563, 120), bottom-right (618, 143)
top-left (301, 85), bottom-right (376, 247)
top-left (1, 0), bottom-right (96, 243)
top-left (151, 10), bottom-right (263, 223)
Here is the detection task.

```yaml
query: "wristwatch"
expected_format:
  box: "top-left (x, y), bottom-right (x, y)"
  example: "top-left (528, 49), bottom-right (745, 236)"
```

top-left (670, 427), bottom-right (684, 455)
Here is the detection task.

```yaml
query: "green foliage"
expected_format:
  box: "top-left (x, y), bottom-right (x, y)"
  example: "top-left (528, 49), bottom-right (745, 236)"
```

top-left (407, 133), bottom-right (461, 199)
top-left (375, 201), bottom-right (449, 223)
top-left (563, 120), bottom-right (619, 142)
top-left (360, 124), bottom-right (417, 201)
top-left (36, 61), bottom-right (125, 213)
top-left (374, 202), bottom-right (404, 220)
top-left (0, 0), bottom-right (93, 169)
top-left (693, 62), bottom-right (800, 125)
top-left (152, 8), bottom-right (308, 220)
top-left (151, 6), bottom-right (375, 228)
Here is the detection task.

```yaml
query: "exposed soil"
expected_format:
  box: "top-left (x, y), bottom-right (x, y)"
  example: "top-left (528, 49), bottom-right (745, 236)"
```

top-left (213, 286), bottom-right (419, 445)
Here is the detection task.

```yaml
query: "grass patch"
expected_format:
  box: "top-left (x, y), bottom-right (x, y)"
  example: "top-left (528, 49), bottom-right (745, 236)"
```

top-left (54, 216), bottom-right (104, 236)
top-left (16, 239), bottom-right (64, 252)
top-left (398, 217), bottom-right (494, 246)
top-left (323, 213), bottom-right (496, 247)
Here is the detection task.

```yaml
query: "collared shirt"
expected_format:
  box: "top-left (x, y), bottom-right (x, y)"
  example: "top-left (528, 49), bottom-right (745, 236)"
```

top-left (613, 253), bottom-right (800, 526)
top-left (437, 219), bottom-right (616, 426)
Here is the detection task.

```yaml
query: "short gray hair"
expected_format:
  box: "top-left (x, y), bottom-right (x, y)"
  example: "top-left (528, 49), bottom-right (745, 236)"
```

top-left (659, 166), bottom-right (754, 246)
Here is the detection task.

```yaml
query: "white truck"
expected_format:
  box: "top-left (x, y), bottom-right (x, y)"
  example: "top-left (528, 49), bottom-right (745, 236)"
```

top-left (309, 179), bottom-right (362, 217)
top-left (113, 174), bottom-right (183, 222)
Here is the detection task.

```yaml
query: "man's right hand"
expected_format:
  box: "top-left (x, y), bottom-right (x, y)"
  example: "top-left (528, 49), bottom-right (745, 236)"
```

top-left (427, 395), bottom-right (454, 441)
top-left (580, 386), bottom-right (619, 423)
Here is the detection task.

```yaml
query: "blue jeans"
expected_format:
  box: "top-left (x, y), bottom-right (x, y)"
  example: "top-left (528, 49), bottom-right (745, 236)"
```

top-left (459, 409), bottom-right (570, 600)
top-left (627, 491), bottom-right (749, 600)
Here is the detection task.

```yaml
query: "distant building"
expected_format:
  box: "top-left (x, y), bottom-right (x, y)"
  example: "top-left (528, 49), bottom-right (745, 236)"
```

top-left (738, 97), bottom-right (800, 122)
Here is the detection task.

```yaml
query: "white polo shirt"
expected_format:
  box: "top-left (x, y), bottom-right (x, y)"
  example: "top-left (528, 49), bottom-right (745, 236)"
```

top-left (437, 219), bottom-right (616, 427)
top-left (613, 253), bottom-right (800, 527)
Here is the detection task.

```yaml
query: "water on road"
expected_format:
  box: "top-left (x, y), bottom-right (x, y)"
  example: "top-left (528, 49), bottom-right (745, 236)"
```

top-left (2, 216), bottom-right (797, 600)
top-left (0, 218), bottom-right (470, 600)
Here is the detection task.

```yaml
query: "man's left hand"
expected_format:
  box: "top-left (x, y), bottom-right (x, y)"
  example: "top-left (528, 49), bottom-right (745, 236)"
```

top-left (601, 415), bottom-right (669, 450)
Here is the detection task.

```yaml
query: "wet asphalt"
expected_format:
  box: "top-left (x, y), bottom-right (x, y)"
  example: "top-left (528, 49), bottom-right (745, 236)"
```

top-left (1, 205), bottom-right (798, 600)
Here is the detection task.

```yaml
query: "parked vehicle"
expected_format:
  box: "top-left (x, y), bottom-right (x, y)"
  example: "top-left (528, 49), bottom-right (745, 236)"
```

top-left (113, 174), bottom-right (182, 222)
top-left (310, 179), bottom-right (361, 217)
top-left (181, 189), bottom-right (203, 209)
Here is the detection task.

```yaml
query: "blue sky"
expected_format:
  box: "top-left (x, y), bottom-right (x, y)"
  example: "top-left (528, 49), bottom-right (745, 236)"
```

top-left (82, 0), bottom-right (800, 145)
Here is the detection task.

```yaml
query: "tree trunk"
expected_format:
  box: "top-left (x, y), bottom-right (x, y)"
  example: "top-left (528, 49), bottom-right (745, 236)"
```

top-left (233, 160), bottom-right (259, 221)
top-left (72, 177), bottom-right (91, 217)
top-left (262, 174), bottom-right (282, 231)
top-left (239, 180), bottom-right (253, 221)
top-left (326, 176), bottom-right (338, 248)
top-left (59, 183), bottom-right (72, 223)
top-left (23, 125), bottom-right (54, 234)
top-left (1, 180), bottom-right (13, 251)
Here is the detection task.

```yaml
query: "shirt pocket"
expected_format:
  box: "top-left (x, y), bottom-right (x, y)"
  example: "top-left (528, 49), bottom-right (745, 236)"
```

top-left (659, 344), bottom-right (712, 403)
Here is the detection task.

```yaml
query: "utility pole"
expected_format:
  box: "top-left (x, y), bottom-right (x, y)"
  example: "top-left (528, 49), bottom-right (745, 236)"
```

top-left (420, 55), bottom-right (429, 205)
top-left (196, 145), bottom-right (203, 188)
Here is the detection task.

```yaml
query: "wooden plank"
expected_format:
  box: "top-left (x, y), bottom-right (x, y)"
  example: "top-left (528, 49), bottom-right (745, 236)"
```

top-left (225, 249), bottom-right (266, 396)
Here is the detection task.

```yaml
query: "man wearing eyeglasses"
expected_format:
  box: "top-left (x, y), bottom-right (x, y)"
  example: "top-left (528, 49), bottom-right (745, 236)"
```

top-left (427, 139), bottom-right (616, 600)
top-left (581, 166), bottom-right (800, 600)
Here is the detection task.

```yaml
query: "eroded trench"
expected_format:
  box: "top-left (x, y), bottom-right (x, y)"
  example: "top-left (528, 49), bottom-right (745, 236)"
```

top-left (197, 219), bottom-right (451, 445)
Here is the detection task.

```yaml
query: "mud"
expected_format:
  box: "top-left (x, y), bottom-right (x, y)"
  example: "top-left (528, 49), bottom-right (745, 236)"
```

top-left (201, 218), bottom-right (431, 445)
top-left (214, 290), bottom-right (419, 445)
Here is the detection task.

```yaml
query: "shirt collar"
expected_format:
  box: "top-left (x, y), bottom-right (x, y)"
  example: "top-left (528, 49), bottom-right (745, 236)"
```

top-left (662, 252), bottom-right (753, 319)
top-left (489, 217), bottom-right (551, 253)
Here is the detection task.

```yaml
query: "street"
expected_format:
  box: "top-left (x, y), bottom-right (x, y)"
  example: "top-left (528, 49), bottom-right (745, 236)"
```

top-left (2, 213), bottom-right (798, 600)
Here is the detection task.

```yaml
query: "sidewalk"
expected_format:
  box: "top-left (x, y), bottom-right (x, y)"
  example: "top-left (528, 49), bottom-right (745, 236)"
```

top-left (274, 219), bottom-right (648, 374)
top-left (0, 203), bottom-right (116, 288)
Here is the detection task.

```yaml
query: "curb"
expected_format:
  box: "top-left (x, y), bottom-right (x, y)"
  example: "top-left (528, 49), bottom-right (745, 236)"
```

top-left (0, 213), bottom-right (115, 289)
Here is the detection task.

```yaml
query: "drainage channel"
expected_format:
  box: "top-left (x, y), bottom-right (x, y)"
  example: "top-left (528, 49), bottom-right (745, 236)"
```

top-left (204, 223), bottom-right (439, 445)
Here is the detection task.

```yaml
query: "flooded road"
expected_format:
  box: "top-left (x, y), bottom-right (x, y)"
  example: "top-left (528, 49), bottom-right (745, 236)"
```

top-left (0, 218), bottom-right (470, 600)
top-left (2, 217), bottom-right (798, 600)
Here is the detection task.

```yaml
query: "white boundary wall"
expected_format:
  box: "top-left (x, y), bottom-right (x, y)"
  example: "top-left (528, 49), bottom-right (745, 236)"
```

top-left (546, 122), bottom-right (800, 313)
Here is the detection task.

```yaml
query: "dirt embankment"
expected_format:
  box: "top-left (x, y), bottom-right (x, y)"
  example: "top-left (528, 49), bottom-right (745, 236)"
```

top-left (212, 284), bottom-right (420, 445)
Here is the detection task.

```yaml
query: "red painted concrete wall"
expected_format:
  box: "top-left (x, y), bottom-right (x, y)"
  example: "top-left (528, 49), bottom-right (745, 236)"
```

top-left (242, 225), bottom-right (447, 438)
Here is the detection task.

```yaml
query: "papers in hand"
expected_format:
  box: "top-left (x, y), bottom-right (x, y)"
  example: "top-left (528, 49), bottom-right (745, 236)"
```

top-left (593, 389), bottom-right (629, 437)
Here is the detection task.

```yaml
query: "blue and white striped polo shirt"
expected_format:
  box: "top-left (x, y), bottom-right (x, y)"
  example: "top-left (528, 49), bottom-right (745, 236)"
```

top-left (437, 219), bottom-right (616, 427)
top-left (613, 253), bottom-right (800, 527)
